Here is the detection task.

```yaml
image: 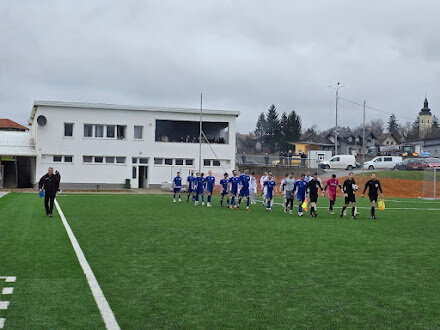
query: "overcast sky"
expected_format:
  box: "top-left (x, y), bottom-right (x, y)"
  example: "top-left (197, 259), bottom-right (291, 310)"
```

top-left (1, 0), bottom-right (440, 133)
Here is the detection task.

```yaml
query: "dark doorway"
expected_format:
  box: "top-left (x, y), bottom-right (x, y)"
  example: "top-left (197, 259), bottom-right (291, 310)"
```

top-left (138, 166), bottom-right (148, 188)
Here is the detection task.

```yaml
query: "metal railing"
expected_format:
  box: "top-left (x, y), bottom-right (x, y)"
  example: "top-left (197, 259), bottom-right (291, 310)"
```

top-left (236, 154), bottom-right (322, 168)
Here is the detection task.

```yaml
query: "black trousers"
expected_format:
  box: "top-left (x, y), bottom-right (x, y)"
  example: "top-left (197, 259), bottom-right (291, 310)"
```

top-left (44, 194), bottom-right (55, 214)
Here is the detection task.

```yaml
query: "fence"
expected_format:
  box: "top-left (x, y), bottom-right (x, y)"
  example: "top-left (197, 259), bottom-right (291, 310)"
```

top-left (236, 154), bottom-right (320, 169)
top-left (421, 168), bottom-right (439, 200)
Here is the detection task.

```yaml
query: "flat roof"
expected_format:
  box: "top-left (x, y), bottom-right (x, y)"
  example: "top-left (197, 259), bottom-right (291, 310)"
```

top-left (29, 100), bottom-right (240, 123)
top-left (0, 131), bottom-right (36, 156)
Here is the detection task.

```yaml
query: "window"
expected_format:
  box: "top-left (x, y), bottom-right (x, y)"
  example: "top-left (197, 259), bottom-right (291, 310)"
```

top-left (139, 158), bottom-right (148, 164)
top-left (132, 166), bottom-right (137, 179)
top-left (94, 156), bottom-right (103, 163)
top-left (134, 126), bottom-right (143, 139)
top-left (213, 160), bottom-right (220, 166)
top-left (53, 155), bottom-right (62, 162)
top-left (386, 141), bottom-right (390, 145)
top-left (154, 158), bottom-right (163, 165)
top-left (64, 123), bottom-right (73, 137)
top-left (106, 157), bottom-right (115, 164)
top-left (331, 157), bottom-right (339, 162)
top-left (95, 125), bottom-right (104, 138)
top-left (83, 156), bottom-right (93, 163)
top-left (165, 159), bottom-right (173, 165)
top-left (391, 141), bottom-right (394, 145)
top-left (107, 125), bottom-right (115, 138)
top-left (185, 159), bottom-right (193, 166)
top-left (64, 156), bottom-right (73, 163)
top-left (117, 125), bottom-right (126, 139)
top-left (116, 157), bottom-right (126, 164)
top-left (384, 157), bottom-right (392, 162)
top-left (132, 158), bottom-right (138, 164)
top-left (84, 124), bottom-right (93, 137)
top-left (175, 159), bottom-right (184, 165)
top-left (204, 159), bottom-right (211, 166)
top-left (374, 158), bottom-right (382, 162)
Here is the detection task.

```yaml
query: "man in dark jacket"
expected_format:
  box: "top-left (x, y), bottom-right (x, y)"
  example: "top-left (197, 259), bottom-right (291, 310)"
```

top-left (38, 167), bottom-right (59, 217)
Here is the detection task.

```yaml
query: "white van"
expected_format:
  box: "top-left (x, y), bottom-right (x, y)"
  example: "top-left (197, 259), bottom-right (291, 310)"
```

top-left (363, 156), bottom-right (402, 170)
top-left (320, 155), bottom-right (357, 170)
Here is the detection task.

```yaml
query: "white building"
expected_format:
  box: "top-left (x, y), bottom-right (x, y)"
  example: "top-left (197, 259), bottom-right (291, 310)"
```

top-left (27, 101), bottom-right (239, 189)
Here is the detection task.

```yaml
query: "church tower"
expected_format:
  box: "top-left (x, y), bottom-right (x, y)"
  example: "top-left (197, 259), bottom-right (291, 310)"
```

top-left (419, 97), bottom-right (432, 138)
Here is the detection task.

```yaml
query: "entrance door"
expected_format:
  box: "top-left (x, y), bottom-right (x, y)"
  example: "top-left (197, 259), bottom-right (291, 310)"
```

top-left (138, 166), bottom-right (148, 188)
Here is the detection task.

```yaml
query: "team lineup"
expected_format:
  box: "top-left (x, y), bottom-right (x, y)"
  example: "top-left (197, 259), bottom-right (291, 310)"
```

top-left (172, 170), bottom-right (384, 219)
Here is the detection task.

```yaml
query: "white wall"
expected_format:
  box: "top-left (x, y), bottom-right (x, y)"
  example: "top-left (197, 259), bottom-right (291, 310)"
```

top-left (33, 105), bottom-right (237, 188)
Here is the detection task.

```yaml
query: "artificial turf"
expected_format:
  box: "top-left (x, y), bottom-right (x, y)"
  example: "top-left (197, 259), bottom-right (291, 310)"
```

top-left (1, 192), bottom-right (440, 329)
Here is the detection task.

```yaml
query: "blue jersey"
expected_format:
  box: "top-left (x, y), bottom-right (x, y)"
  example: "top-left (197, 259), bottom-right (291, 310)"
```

top-left (187, 176), bottom-right (194, 189)
top-left (294, 179), bottom-right (307, 196)
top-left (195, 177), bottom-right (204, 191)
top-left (205, 176), bottom-right (215, 191)
top-left (239, 174), bottom-right (250, 188)
top-left (173, 176), bottom-right (182, 187)
top-left (229, 176), bottom-right (240, 193)
top-left (264, 180), bottom-right (276, 195)
top-left (220, 179), bottom-right (229, 192)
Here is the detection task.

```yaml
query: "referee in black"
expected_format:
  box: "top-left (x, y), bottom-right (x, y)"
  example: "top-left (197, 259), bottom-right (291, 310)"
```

top-left (38, 167), bottom-right (60, 217)
top-left (306, 173), bottom-right (323, 217)
top-left (340, 172), bottom-right (357, 219)
top-left (362, 173), bottom-right (383, 219)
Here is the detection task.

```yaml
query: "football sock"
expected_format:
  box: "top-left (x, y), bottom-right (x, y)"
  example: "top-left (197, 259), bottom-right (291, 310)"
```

top-left (247, 197), bottom-right (250, 207)
top-left (208, 195), bottom-right (211, 203)
top-left (352, 207), bottom-right (355, 216)
top-left (299, 203), bottom-right (303, 212)
top-left (341, 206), bottom-right (347, 214)
top-left (231, 196), bottom-right (235, 205)
top-left (202, 195), bottom-right (204, 203)
top-left (227, 198), bottom-right (230, 205)
top-left (371, 206), bottom-right (375, 217)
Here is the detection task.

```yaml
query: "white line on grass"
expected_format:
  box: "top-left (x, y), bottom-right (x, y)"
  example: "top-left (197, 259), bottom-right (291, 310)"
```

top-left (54, 200), bottom-right (120, 330)
top-left (1, 288), bottom-right (13, 295)
top-left (0, 318), bottom-right (5, 329)
top-left (0, 301), bottom-right (9, 310)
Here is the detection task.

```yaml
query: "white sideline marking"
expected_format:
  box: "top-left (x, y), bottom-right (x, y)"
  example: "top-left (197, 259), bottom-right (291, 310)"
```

top-left (54, 200), bottom-right (120, 330)
top-left (0, 318), bottom-right (5, 329)
top-left (0, 301), bottom-right (9, 310)
top-left (1, 288), bottom-right (13, 295)
top-left (0, 192), bottom-right (8, 199)
top-left (0, 277), bottom-right (16, 283)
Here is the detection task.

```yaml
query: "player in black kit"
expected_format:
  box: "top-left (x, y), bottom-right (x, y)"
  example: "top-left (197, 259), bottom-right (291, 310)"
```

top-left (306, 173), bottom-right (323, 217)
top-left (340, 172), bottom-right (358, 219)
top-left (362, 173), bottom-right (383, 219)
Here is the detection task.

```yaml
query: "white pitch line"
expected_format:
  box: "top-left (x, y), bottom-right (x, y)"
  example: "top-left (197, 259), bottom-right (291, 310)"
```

top-left (54, 200), bottom-right (120, 330)
top-left (0, 318), bottom-right (5, 329)
top-left (0, 277), bottom-right (16, 283)
top-left (1, 288), bottom-right (13, 295)
top-left (0, 301), bottom-right (9, 310)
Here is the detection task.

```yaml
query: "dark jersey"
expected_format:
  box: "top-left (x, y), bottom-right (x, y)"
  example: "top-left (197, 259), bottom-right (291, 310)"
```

top-left (363, 179), bottom-right (383, 195)
top-left (343, 178), bottom-right (356, 196)
top-left (306, 179), bottom-right (323, 195)
top-left (38, 173), bottom-right (59, 196)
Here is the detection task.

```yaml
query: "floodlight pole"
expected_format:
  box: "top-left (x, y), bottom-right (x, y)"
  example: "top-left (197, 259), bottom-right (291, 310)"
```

top-left (330, 82), bottom-right (344, 156)
top-left (199, 93), bottom-right (203, 174)
top-left (362, 100), bottom-right (366, 176)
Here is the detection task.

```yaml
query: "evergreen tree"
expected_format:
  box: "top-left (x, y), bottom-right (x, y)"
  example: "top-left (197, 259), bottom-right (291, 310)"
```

top-left (279, 112), bottom-right (289, 150)
top-left (254, 112), bottom-right (267, 140)
top-left (264, 104), bottom-right (281, 153)
top-left (387, 114), bottom-right (401, 140)
top-left (286, 110), bottom-right (302, 141)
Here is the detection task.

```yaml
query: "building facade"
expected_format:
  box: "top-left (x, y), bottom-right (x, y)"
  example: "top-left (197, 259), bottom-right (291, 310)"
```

top-left (419, 97), bottom-right (432, 138)
top-left (29, 101), bottom-right (239, 189)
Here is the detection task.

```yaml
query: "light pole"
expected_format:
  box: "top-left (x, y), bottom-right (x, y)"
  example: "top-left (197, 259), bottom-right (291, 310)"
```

top-left (328, 82), bottom-right (344, 155)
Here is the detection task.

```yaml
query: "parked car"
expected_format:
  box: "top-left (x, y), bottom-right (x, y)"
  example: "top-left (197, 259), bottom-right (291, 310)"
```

top-left (320, 155), bottom-right (357, 170)
top-left (393, 158), bottom-right (428, 171)
top-left (363, 156), bottom-right (403, 170)
top-left (425, 158), bottom-right (440, 168)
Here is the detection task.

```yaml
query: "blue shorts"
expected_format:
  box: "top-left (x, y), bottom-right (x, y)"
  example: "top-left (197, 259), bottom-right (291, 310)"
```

top-left (174, 187), bottom-right (181, 193)
top-left (196, 189), bottom-right (204, 195)
top-left (266, 192), bottom-right (273, 200)
top-left (239, 188), bottom-right (249, 197)
top-left (297, 194), bottom-right (305, 202)
top-left (206, 186), bottom-right (214, 194)
top-left (221, 190), bottom-right (228, 196)
top-left (230, 188), bottom-right (238, 196)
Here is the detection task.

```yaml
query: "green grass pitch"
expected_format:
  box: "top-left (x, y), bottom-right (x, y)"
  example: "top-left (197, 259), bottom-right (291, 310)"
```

top-left (1, 193), bottom-right (440, 329)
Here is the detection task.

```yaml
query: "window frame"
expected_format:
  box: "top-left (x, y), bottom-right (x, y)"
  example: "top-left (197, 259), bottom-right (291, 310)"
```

top-left (64, 123), bottom-right (74, 137)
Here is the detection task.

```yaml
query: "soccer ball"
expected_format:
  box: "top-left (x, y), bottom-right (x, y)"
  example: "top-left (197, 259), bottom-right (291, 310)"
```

top-left (352, 184), bottom-right (358, 191)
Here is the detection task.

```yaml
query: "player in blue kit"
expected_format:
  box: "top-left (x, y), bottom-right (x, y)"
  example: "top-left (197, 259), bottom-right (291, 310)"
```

top-left (294, 173), bottom-right (307, 216)
top-left (263, 172), bottom-right (277, 211)
top-left (194, 172), bottom-right (205, 206)
top-left (228, 170), bottom-right (240, 209)
top-left (173, 172), bottom-right (182, 202)
top-left (205, 170), bottom-right (216, 207)
top-left (219, 173), bottom-right (230, 207)
top-left (186, 171), bottom-right (195, 203)
top-left (238, 169), bottom-right (251, 210)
